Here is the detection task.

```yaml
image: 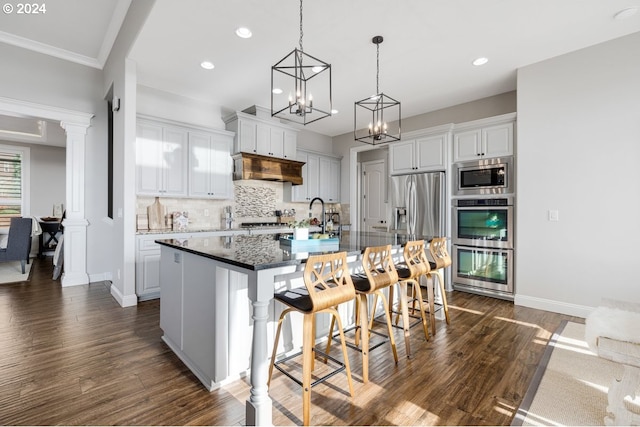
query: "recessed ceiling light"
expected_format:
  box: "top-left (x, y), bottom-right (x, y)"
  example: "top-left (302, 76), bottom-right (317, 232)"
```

top-left (200, 61), bottom-right (215, 70)
top-left (331, 109), bottom-right (338, 115)
top-left (472, 57), bottom-right (489, 66)
top-left (312, 66), bottom-right (324, 73)
top-left (614, 7), bottom-right (638, 20)
top-left (272, 88), bottom-right (283, 95)
top-left (235, 27), bottom-right (252, 38)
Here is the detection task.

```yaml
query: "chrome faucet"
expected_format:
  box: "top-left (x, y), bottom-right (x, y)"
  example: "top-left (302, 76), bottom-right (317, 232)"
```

top-left (309, 197), bottom-right (326, 234)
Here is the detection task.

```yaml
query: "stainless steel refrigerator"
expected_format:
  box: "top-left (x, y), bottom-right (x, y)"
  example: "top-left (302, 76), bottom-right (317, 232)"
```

top-left (390, 172), bottom-right (445, 237)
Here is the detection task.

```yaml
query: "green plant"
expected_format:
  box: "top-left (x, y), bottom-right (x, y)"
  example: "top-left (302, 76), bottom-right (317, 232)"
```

top-left (289, 218), bottom-right (310, 229)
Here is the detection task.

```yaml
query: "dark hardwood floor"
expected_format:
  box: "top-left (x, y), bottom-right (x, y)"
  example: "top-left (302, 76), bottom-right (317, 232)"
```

top-left (0, 258), bottom-right (582, 426)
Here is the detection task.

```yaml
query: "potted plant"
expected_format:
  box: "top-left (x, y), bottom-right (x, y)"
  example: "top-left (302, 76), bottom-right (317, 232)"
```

top-left (290, 218), bottom-right (311, 240)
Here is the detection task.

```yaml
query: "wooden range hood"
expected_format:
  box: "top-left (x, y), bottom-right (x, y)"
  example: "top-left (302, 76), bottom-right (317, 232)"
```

top-left (232, 152), bottom-right (304, 185)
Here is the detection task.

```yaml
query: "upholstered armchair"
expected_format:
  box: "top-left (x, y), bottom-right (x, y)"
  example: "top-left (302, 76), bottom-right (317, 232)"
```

top-left (0, 217), bottom-right (33, 274)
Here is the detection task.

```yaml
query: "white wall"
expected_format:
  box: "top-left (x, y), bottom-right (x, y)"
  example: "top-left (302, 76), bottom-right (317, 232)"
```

top-left (102, 0), bottom-right (155, 306)
top-left (515, 32), bottom-right (640, 317)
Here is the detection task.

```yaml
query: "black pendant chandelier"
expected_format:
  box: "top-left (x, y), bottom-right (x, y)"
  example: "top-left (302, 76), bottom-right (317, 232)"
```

top-left (271, 0), bottom-right (332, 126)
top-left (354, 36), bottom-right (401, 145)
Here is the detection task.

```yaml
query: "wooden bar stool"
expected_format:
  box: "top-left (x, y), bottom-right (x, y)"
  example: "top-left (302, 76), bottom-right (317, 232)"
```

top-left (268, 252), bottom-right (356, 426)
top-left (327, 244), bottom-right (411, 383)
top-left (427, 237), bottom-right (451, 326)
top-left (393, 239), bottom-right (434, 341)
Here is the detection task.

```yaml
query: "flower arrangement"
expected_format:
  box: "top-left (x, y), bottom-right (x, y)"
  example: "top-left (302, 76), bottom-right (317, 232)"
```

top-left (289, 218), bottom-right (311, 229)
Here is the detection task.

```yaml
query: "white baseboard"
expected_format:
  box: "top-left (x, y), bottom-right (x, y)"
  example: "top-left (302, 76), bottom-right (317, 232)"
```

top-left (514, 294), bottom-right (593, 319)
top-left (110, 283), bottom-right (138, 307)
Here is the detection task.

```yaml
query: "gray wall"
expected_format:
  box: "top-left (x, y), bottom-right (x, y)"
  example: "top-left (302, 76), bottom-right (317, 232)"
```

top-left (515, 32), bottom-right (640, 315)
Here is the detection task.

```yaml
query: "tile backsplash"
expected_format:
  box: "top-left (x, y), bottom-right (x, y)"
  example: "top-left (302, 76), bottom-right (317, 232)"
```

top-left (136, 180), bottom-right (344, 231)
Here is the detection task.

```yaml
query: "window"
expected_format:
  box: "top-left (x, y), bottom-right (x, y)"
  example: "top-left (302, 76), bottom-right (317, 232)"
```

top-left (0, 144), bottom-right (30, 228)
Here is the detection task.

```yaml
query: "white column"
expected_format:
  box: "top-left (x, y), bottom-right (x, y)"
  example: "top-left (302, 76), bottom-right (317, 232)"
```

top-left (60, 121), bottom-right (90, 286)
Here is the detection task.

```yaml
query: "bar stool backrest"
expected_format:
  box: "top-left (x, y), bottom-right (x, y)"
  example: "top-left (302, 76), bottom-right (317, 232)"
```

top-left (403, 240), bottom-right (431, 277)
top-left (304, 252), bottom-right (356, 312)
top-left (429, 237), bottom-right (451, 270)
top-left (361, 244), bottom-right (399, 292)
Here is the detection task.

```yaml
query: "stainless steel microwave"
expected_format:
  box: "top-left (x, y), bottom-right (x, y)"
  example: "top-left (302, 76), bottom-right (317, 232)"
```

top-left (453, 157), bottom-right (513, 196)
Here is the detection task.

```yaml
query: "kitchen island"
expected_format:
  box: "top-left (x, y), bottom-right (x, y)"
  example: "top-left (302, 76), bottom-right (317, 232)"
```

top-left (156, 231), bottom-right (432, 426)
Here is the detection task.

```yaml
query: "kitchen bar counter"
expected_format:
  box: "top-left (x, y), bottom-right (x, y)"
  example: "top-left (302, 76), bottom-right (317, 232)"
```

top-left (156, 231), bottom-right (432, 426)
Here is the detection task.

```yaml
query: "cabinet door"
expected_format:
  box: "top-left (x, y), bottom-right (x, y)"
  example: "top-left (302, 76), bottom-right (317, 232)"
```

top-left (238, 119), bottom-right (257, 153)
top-left (292, 151), bottom-right (309, 202)
top-left (305, 154), bottom-right (320, 201)
top-left (161, 127), bottom-right (188, 196)
top-left (318, 157), bottom-right (331, 201)
top-left (136, 123), bottom-right (163, 194)
top-left (327, 159), bottom-right (341, 202)
top-left (415, 134), bottom-right (446, 171)
top-left (453, 129), bottom-right (482, 162)
top-left (255, 123), bottom-right (271, 156)
top-left (390, 140), bottom-right (416, 174)
top-left (269, 127), bottom-right (285, 158)
top-left (483, 122), bottom-right (513, 158)
top-left (188, 132), bottom-right (212, 197)
top-left (208, 135), bottom-right (233, 198)
top-left (283, 130), bottom-right (297, 159)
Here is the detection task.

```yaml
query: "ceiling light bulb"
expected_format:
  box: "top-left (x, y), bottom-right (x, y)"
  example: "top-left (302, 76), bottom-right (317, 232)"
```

top-left (200, 61), bottom-right (215, 70)
top-left (472, 57), bottom-right (489, 66)
top-left (614, 7), bottom-right (638, 20)
top-left (235, 27), bottom-right (252, 38)
top-left (272, 88), bottom-right (283, 94)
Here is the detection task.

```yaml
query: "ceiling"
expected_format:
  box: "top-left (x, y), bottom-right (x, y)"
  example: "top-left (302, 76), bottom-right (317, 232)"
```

top-left (1, 0), bottom-right (639, 139)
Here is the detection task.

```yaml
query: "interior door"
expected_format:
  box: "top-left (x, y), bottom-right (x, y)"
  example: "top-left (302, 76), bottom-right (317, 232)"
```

top-left (362, 160), bottom-right (387, 232)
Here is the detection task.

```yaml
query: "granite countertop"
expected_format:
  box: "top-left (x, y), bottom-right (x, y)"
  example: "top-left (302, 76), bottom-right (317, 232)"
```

top-left (155, 231), bottom-right (434, 271)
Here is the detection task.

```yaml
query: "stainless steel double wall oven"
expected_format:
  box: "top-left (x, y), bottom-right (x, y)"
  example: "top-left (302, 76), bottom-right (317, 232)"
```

top-left (452, 157), bottom-right (515, 300)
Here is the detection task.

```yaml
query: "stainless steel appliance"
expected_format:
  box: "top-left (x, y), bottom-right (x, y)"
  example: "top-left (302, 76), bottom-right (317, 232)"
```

top-left (452, 197), bottom-right (515, 300)
top-left (390, 171), bottom-right (445, 237)
top-left (452, 197), bottom-right (513, 249)
top-left (453, 157), bottom-right (513, 196)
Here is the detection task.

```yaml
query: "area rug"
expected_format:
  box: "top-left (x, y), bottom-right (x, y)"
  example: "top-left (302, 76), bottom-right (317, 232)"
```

top-left (0, 259), bottom-right (33, 284)
top-left (512, 320), bottom-right (624, 426)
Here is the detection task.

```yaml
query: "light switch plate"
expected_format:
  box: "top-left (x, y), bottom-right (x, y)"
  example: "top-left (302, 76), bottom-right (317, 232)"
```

top-left (548, 210), bottom-right (559, 221)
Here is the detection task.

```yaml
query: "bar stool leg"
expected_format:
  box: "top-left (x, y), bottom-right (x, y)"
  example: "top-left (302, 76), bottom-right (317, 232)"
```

top-left (376, 290), bottom-right (399, 363)
top-left (432, 270), bottom-right (450, 325)
top-left (358, 293), bottom-right (369, 383)
top-left (409, 280), bottom-right (430, 341)
top-left (330, 307), bottom-right (355, 398)
top-left (302, 313), bottom-right (314, 426)
top-left (396, 281), bottom-right (412, 358)
top-left (425, 274), bottom-right (437, 336)
top-left (269, 308), bottom-right (293, 387)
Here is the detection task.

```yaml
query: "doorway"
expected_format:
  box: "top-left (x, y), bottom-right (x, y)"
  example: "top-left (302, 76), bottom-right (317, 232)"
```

top-left (0, 96), bottom-right (92, 286)
top-left (361, 160), bottom-right (387, 232)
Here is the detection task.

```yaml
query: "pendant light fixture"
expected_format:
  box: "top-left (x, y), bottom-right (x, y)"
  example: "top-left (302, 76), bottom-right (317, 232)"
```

top-left (271, 0), bottom-right (332, 125)
top-left (354, 36), bottom-right (401, 144)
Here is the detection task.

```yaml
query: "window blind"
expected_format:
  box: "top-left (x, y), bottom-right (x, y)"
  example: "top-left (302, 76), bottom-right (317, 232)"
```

top-left (0, 150), bottom-right (22, 228)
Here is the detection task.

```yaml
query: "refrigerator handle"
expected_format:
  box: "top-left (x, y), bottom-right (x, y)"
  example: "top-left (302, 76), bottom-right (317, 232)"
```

top-left (409, 180), bottom-right (417, 234)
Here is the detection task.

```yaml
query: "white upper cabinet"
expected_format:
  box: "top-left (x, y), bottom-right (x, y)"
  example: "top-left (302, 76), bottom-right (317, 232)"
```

top-left (453, 119), bottom-right (514, 162)
top-left (390, 131), bottom-right (449, 175)
top-left (224, 111), bottom-right (298, 160)
top-left (136, 120), bottom-right (188, 197)
top-left (290, 150), bottom-right (340, 202)
top-left (188, 131), bottom-right (233, 199)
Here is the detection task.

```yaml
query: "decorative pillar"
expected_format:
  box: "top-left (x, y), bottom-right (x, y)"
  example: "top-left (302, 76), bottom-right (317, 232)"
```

top-left (59, 121), bottom-right (90, 286)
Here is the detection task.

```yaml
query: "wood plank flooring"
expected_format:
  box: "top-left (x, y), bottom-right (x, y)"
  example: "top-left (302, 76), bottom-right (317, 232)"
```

top-left (0, 258), bottom-right (582, 425)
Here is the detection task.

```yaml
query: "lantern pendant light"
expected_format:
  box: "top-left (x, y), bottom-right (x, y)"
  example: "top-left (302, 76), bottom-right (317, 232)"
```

top-left (271, 0), bottom-right (332, 125)
top-left (354, 36), bottom-right (401, 144)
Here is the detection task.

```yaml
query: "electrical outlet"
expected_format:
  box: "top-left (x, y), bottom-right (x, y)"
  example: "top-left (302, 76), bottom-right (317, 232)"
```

top-left (117, 268), bottom-right (121, 279)
top-left (548, 210), bottom-right (559, 221)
